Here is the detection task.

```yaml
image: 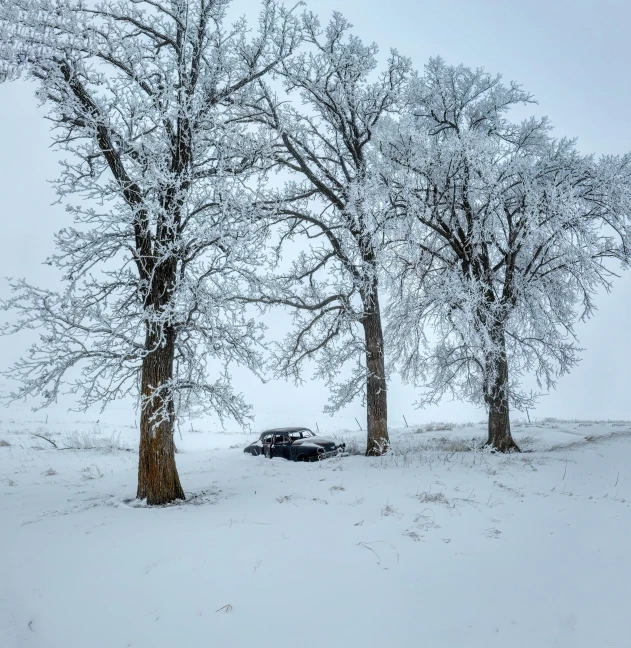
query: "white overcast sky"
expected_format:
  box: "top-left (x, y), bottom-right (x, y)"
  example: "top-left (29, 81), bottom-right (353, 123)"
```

top-left (1, 0), bottom-right (630, 431)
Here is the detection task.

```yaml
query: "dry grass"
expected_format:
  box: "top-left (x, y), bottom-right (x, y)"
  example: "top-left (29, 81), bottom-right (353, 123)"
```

top-left (61, 430), bottom-right (132, 452)
top-left (340, 435), bottom-right (364, 456)
top-left (484, 528), bottom-right (502, 539)
top-left (546, 428), bottom-right (631, 452)
top-left (414, 435), bottom-right (485, 453)
top-left (412, 511), bottom-right (439, 531)
top-left (414, 491), bottom-right (450, 505)
top-left (381, 503), bottom-right (400, 517)
top-left (415, 422), bottom-right (456, 434)
top-left (80, 465), bottom-right (103, 480)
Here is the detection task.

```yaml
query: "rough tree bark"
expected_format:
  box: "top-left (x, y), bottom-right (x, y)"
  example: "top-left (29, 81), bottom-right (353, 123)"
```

top-left (484, 327), bottom-right (521, 453)
top-left (362, 278), bottom-right (389, 456)
top-left (137, 326), bottom-right (185, 504)
top-left (136, 238), bottom-right (185, 503)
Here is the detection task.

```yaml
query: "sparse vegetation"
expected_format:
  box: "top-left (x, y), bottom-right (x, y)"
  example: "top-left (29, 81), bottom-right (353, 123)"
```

top-left (381, 503), bottom-right (401, 517)
top-left (415, 422), bottom-right (456, 433)
top-left (413, 511), bottom-right (439, 531)
top-left (403, 529), bottom-right (423, 542)
top-left (80, 465), bottom-right (103, 480)
top-left (61, 431), bottom-right (132, 453)
top-left (337, 435), bottom-right (364, 456)
top-left (414, 491), bottom-right (450, 505)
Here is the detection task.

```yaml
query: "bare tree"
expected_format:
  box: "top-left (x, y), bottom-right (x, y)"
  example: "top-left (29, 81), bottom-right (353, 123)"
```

top-left (247, 12), bottom-right (410, 455)
top-left (380, 58), bottom-right (631, 451)
top-left (0, 0), bottom-right (301, 503)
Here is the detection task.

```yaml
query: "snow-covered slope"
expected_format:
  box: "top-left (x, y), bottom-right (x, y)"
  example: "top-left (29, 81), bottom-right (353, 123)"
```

top-left (1, 418), bottom-right (629, 647)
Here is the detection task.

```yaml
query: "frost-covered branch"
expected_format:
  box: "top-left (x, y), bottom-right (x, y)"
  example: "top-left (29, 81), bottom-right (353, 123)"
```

top-left (380, 58), bottom-right (631, 451)
top-left (0, 0), bottom-right (302, 503)
top-left (242, 11), bottom-right (410, 454)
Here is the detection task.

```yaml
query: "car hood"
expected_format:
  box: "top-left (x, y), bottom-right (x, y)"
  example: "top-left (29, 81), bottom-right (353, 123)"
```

top-left (292, 436), bottom-right (339, 447)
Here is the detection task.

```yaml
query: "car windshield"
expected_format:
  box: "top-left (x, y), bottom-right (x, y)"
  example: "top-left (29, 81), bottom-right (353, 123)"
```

top-left (301, 430), bottom-right (314, 438)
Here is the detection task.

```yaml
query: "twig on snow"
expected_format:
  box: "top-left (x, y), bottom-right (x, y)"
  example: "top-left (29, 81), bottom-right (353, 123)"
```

top-left (31, 433), bottom-right (58, 449)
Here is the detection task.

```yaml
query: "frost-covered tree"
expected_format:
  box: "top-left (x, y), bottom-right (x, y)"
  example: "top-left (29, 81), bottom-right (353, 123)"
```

top-left (0, 0), bottom-right (301, 503)
top-left (247, 12), bottom-right (410, 455)
top-left (380, 58), bottom-right (631, 451)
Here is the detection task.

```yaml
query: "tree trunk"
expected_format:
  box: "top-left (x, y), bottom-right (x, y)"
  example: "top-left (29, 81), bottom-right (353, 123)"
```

top-left (484, 327), bottom-right (520, 453)
top-left (137, 328), bottom-right (185, 504)
top-left (362, 282), bottom-right (389, 456)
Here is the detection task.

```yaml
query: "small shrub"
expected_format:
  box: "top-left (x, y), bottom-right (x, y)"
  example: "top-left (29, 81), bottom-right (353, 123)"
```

top-left (43, 468), bottom-right (58, 476)
top-left (0, 439), bottom-right (10, 447)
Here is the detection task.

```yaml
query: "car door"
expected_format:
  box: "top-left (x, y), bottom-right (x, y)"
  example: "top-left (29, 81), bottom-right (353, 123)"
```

top-left (272, 434), bottom-right (291, 459)
top-left (262, 434), bottom-right (273, 458)
top-left (288, 430), bottom-right (303, 460)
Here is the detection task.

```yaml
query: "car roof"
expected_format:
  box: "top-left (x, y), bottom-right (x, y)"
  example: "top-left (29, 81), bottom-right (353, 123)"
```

top-left (260, 427), bottom-right (312, 435)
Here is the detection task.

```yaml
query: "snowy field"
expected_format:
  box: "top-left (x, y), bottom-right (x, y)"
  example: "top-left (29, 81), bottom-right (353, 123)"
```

top-left (1, 417), bottom-right (630, 648)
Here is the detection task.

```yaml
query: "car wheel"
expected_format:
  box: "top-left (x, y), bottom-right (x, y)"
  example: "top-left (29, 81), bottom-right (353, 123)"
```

top-left (296, 454), bottom-right (305, 462)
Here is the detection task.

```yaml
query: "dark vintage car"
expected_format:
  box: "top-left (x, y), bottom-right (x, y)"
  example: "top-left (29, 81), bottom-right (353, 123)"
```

top-left (244, 427), bottom-right (346, 462)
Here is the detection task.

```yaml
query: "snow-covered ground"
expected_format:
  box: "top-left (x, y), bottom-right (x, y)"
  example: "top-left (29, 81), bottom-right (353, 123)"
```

top-left (1, 417), bottom-right (630, 647)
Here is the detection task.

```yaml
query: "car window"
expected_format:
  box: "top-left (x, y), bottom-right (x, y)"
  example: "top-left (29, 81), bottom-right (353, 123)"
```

top-left (274, 434), bottom-right (288, 444)
top-left (262, 435), bottom-right (273, 443)
top-left (302, 430), bottom-right (314, 438)
top-left (289, 431), bottom-right (302, 440)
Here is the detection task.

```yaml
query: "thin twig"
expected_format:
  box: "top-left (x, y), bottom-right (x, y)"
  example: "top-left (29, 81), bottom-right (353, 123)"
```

top-left (31, 433), bottom-right (58, 449)
top-left (357, 542), bottom-right (381, 564)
